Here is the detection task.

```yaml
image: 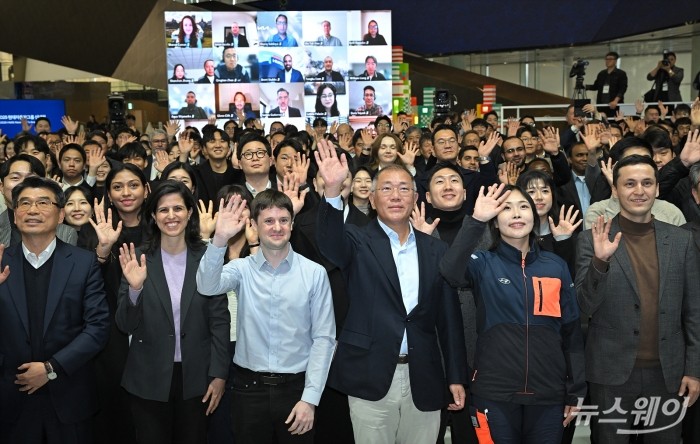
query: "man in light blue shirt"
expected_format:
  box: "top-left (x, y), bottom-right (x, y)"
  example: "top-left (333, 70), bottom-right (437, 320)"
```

top-left (267, 14), bottom-right (298, 47)
top-left (317, 21), bottom-right (342, 46)
top-left (196, 189), bottom-right (335, 443)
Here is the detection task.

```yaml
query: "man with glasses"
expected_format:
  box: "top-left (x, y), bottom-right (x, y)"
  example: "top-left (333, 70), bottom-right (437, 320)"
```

top-left (354, 85), bottom-right (383, 116)
top-left (314, 140), bottom-right (467, 444)
top-left (374, 115), bottom-right (392, 136)
top-left (586, 51), bottom-right (628, 117)
top-left (266, 14), bottom-right (298, 47)
top-left (0, 176), bottom-right (109, 444)
top-left (236, 133), bottom-right (275, 197)
top-left (148, 129), bottom-right (170, 180)
top-left (216, 47), bottom-right (251, 83)
top-left (268, 88), bottom-right (302, 118)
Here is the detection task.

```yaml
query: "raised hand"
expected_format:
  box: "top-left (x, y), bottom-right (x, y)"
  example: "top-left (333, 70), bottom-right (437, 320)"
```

top-left (198, 199), bottom-right (217, 239)
top-left (329, 121), bottom-right (339, 136)
top-left (118, 243), bottom-right (147, 290)
top-left (165, 120), bottom-right (181, 139)
top-left (0, 244), bottom-right (10, 284)
top-left (465, 108), bottom-right (477, 123)
top-left (680, 129), bottom-right (700, 168)
top-left (61, 115), bottom-right (79, 134)
top-left (498, 162), bottom-right (520, 186)
top-left (278, 173), bottom-right (309, 216)
top-left (87, 147), bottom-right (106, 177)
top-left (600, 158), bottom-right (614, 187)
top-left (90, 198), bottom-right (123, 254)
top-left (314, 138), bottom-right (349, 198)
top-left (538, 127), bottom-right (560, 155)
top-left (634, 98), bottom-right (644, 115)
top-left (360, 127), bottom-right (375, 147)
top-left (207, 115), bottom-right (217, 125)
top-left (211, 195), bottom-right (248, 247)
top-left (472, 183), bottom-right (510, 223)
top-left (119, 135), bottom-right (137, 148)
top-left (153, 150), bottom-right (170, 173)
top-left (291, 153), bottom-right (310, 185)
top-left (478, 132), bottom-right (501, 157)
top-left (549, 205), bottom-right (582, 238)
top-left (591, 215), bottom-right (621, 262)
top-left (506, 117), bottom-right (520, 137)
top-left (21, 117), bottom-right (31, 133)
top-left (410, 202), bottom-right (439, 235)
top-left (691, 98), bottom-right (700, 127)
top-left (337, 130), bottom-right (352, 152)
top-left (397, 141), bottom-right (418, 167)
top-left (580, 124), bottom-right (601, 152)
top-left (178, 135), bottom-right (193, 156)
top-left (245, 217), bottom-right (258, 246)
top-left (615, 109), bottom-right (625, 121)
top-left (658, 100), bottom-right (668, 118)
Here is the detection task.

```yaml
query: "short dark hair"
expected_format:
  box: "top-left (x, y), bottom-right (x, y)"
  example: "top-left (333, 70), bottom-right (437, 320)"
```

top-left (273, 138), bottom-right (303, 159)
top-left (120, 142), bottom-right (147, 161)
top-left (605, 51), bottom-right (619, 59)
top-left (202, 128), bottom-right (230, 145)
top-left (15, 134), bottom-right (50, 156)
top-left (374, 115), bottom-right (391, 128)
top-left (612, 154), bottom-right (658, 187)
top-left (458, 145), bottom-right (479, 159)
top-left (431, 124), bottom-right (457, 144)
top-left (365, 55), bottom-right (378, 64)
top-left (59, 143), bottom-right (87, 163)
top-left (610, 137), bottom-right (653, 162)
top-left (471, 118), bottom-right (489, 129)
top-left (363, 85), bottom-right (375, 95)
top-left (143, 180), bottom-right (202, 254)
top-left (674, 104), bottom-right (691, 115)
top-left (427, 161), bottom-right (463, 185)
top-left (35, 117), bottom-right (51, 127)
top-left (643, 127), bottom-right (672, 150)
top-left (516, 169), bottom-right (560, 222)
top-left (251, 189), bottom-right (293, 222)
top-left (161, 161), bottom-right (198, 194)
top-left (12, 175), bottom-right (65, 209)
top-left (0, 154), bottom-right (46, 181)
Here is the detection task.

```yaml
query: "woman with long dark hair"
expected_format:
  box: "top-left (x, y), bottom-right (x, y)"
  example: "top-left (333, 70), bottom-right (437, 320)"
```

top-left (116, 180), bottom-right (229, 444)
top-left (315, 83), bottom-right (340, 117)
top-left (177, 15), bottom-right (201, 48)
top-left (440, 183), bottom-right (586, 443)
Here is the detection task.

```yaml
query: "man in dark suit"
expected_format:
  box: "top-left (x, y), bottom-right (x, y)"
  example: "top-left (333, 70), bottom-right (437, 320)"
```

top-left (276, 54), bottom-right (304, 83)
top-left (223, 22), bottom-right (249, 47)
top-left (267, 88), bottom-right (302, 117)
top-left (195, 59), bottom-right (217, 84)
top-left (315, 56), bottom-right (344, 82)
top-left (576, 154), bottom-right (700, 443)
top-left (314, 140), bottom-right (467, 443)
top-left (0, 176), bottom-right (109, 444)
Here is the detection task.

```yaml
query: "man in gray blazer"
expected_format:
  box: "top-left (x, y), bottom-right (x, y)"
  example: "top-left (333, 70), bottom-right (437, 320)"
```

top-left (576, 154), bottom-right (700, 443)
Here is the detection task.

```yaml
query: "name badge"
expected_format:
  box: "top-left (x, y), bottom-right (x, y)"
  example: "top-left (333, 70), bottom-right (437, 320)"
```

top-left (662, 82), bottom-right (669, 91)
top-left (602, 85), bottom-right (610, 94)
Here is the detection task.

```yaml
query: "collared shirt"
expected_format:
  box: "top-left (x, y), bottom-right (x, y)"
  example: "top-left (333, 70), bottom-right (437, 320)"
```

top-left (196, 243), bottom-right (336, 406)
top-left (573, 172), bottom-right (591, 217)
top-left (61, 174), bottom-right (96, 191)
top-left (327, 196), bottom-right (419, 354)
top-left (317, 35), bottom-right (342, 46)
top-left (283, 69), bottom-right (292, 83)
top-left (245, 179), bottom-right (272, 197)
top-left (268, 34), bottom-right (298, 47)
top-left (22, 238), bottom-right (57, 269)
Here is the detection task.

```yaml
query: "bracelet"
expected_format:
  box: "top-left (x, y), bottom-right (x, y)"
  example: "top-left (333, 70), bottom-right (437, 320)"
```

top-left (95, 248), bottom-right (109, 261)
top-left (249, 243), bottom-right (260, 248)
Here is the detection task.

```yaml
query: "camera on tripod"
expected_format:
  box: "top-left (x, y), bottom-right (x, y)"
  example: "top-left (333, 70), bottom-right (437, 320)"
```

top-left (569, 59), bottom-right (589, 79)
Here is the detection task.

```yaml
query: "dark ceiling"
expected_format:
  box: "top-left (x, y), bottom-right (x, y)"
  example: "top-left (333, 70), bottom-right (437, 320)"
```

top-left (246, 0), bottom-right (700, 56)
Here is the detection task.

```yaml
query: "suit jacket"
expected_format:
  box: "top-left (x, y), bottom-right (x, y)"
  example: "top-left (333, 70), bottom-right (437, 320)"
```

top-left (0, 209), bottom-right (78, 248)
top-left (0, 241), bottom-right (109, 424)
top-left (267, 106), bottom-right (302, 118)
top-left (115, 246), bottom-right (230, 402)
top-left (276, 68), bottom-right (304, 83)
top-left (224, 33), bottom-right (249, 47)
top-left (316, 201), bottom-right (467, 411)
top-left (195, 75), bottom-right (216, 84)
top-left (315, 70), bottom-right (344, 82)
top-left (575, 217), bottom-right (700, 392)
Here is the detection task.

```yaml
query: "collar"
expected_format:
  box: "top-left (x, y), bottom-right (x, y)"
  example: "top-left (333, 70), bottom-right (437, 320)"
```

top-left (376, 218), bottom-right (415, 246)
top-left (22, 237), bottom-right (57, 269)
top-left (252, 243), bottom-right (293, 271)
top-left (495, 238), bottom-right (537, 266)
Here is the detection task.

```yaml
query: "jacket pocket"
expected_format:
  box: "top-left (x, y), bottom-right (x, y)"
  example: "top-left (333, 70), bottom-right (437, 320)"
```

top-left (338, 329), bottom-right (372, 350)
top-left (532, 277), bottom-right (561, 317)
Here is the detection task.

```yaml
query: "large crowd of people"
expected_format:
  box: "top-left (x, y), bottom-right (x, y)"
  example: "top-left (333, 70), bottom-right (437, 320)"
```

top-left (1, 64), bottom-right (700, 444)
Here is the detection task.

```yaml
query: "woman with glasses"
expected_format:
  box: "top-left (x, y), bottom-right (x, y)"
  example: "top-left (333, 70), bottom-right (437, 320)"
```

top-left (362, 19), bottom-right (387, 45)
top-left (315, 83), bottom-right (340, 117)
top-left (440, 183), bottom-right (585, 443)
top-left (116, 180), bottom-right (229, 443)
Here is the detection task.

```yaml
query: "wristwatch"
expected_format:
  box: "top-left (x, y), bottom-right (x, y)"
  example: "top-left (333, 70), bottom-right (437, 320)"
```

top-left (478, 156), bottom-right (491, 164)
top-left (45, 361), bottom-right (57, 381)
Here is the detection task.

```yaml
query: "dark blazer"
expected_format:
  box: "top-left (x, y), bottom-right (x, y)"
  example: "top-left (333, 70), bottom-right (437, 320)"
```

top-left (276, 68), bottom-right (304, 83)
top-left (115, 246), bottom-right (230, 402)
top-left (195, 75), bottom-right (217, 84)
top-left (316, 201), bottom-right (467, 411)
top-left (315, 70), bottom-right (344, 82)
top-left (575, 217), bottom-right (700, 392)
top-left (224, 33), bottom-right (249, 47)
top-left (0, 241), bottom-right (109, 424)
top-left (267, 106), bottom-right (302, 117)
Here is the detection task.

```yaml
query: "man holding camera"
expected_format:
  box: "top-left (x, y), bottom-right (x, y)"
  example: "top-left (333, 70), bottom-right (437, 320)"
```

top-left (586, 51), bottom-right (628, 118)
top-left (647, 51), bottom-right (684, 102)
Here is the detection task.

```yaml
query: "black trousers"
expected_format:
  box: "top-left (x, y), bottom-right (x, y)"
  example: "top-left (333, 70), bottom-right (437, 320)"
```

top-left (231, 364), bottom-right (313, 444)
top-left (129, 363), bottom-right (208, 444)
top-left (0, 390), bottom-right (93, 444)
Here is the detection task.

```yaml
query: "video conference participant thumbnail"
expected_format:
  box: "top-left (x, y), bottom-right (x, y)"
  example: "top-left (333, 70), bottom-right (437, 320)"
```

top-left (258, 12), bottom-right (300, 47)
top-left (212, 12), bottom-right (258, 48)
top-left (214, 47), bottom-right (254, 83)
top-left (169, 84), bottom-right (214, 120)
top-left (261, 84), bottom-right (304, 118)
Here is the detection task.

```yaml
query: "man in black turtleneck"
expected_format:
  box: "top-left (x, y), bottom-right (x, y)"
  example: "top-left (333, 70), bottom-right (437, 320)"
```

top-left (576, 155), bottom-right (700, 443)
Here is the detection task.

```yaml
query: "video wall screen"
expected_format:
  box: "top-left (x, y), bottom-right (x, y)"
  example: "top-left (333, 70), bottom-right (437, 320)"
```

top-left (165, 10), bottom-right (392, 130)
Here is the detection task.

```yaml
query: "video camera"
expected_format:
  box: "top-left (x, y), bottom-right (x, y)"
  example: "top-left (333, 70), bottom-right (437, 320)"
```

top-left (569, 59), bottom-right (589, 79)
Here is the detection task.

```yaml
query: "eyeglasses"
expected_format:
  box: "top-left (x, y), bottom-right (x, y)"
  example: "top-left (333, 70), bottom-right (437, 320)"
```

top-left (16, 198), bottom-right (59, 212)
top-left (374, 185), bottom-right (415, 196)
top-left (48, 141), bottom-right (62, 147)
top-left (376, 123), bottom-right (391, 129)
top-left (504, 147), bottom-right (525, 154)
top-left (152, 138), bottom-right (168, 144)
top-left (224, 54), bottom-right (237, 59)
top-left (241, 150), bottom-right (268, 160)
top-left (434, 138), bottom-right (457, 147)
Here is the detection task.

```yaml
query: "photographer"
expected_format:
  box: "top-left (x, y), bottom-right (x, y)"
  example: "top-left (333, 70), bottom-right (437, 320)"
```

top-left (647, 51), bottom-right (684, 102)
top-left (586, 52), bottom-right (628, 117)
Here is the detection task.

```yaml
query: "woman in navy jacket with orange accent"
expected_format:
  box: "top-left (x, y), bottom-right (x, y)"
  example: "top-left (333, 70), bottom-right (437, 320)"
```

top-left (440, 183), bottom-right (586, 444)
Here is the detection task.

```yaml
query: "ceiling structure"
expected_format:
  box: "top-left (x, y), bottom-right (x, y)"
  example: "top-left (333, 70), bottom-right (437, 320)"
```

top-left (0, 0), bottom-right (698, 89)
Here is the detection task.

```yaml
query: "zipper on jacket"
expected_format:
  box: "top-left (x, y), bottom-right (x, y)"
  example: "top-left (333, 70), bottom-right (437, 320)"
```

top-left (518, 256), bottom-right (534, 395)
top-left (538, 280), bottom-right (543, 313)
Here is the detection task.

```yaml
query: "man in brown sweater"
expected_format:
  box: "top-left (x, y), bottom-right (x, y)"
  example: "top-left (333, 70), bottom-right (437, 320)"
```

top-left (576, 154), bottom-right (700, 443)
